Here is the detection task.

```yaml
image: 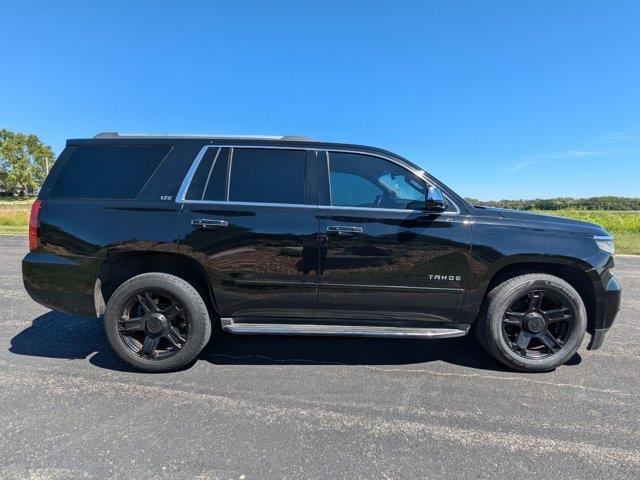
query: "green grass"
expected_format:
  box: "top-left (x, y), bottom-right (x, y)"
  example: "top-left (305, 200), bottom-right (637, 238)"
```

top-left (1, 198), bottom-right (638, 254)
top-left (0, 198), bottom-right (33, 235)
top-left (535, 209), bottom-right (640, 255)
top-left (0, 197), bottom-right (36, 204)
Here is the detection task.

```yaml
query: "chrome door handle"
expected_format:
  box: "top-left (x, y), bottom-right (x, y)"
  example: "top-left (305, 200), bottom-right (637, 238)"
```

top-left (191, 219), bottom-right (229, 229)
top-left (327, 225), bottom-right (363, 236)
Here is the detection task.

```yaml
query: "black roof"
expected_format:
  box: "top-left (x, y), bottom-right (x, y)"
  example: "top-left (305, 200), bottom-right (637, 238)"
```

top-left (66, 132), bottom-right (401, 160)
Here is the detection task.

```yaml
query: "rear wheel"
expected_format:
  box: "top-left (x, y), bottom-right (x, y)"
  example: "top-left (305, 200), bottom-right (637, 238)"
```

top-left (476, 273), bottom-right (586, 372)
top-left (104, 273), bottom-right (211, 372)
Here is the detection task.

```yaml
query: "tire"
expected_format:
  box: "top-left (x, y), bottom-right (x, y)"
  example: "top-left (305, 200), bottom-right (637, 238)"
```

top-left (475, 273), bottom-right (586, 372)
top-left (104, 272), bottom-right (212, 372)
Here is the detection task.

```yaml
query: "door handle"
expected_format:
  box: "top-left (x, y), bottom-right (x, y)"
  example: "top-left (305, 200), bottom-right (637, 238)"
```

top-left (191, 219), bottom-right (229, 229)
top-left (326, 225), bottom-right (363, 237)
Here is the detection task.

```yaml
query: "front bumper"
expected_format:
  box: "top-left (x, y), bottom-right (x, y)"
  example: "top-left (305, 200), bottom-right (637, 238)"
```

top-left (587, 327), bottom-right (610, 350)
top-left (586, 273), bottom-right (621, 350)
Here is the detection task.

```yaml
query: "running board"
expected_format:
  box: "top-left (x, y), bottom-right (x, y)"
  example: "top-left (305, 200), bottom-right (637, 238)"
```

top-left (220, 318), bottom-right (469, 339)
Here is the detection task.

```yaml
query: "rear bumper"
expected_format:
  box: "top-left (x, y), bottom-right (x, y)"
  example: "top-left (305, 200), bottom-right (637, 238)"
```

top-left (22, 252), bottom-right (99, 316)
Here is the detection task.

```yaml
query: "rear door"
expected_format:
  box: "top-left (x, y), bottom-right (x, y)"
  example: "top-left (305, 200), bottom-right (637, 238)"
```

top-left (178, 145), bottom-right (319, 319)
top-left (316, 149), bottom-right (471, 324)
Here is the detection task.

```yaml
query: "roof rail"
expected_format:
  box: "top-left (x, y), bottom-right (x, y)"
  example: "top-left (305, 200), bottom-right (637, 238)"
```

top-left (93, 132), bottom-right (316, 141)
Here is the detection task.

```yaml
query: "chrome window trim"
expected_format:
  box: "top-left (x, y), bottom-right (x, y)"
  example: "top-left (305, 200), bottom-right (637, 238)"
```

top-left (225, 147), bottom-right (233, 201)
top-left (325, 149), bottom-right (461, 215)
top-left (176, 145), bottom-right (210, 203)
top-left (200, 147), bottom-right (222, 201)
top-left (325, 151), bottom-right (332, 205)
top-left (176, 144), bottom-right (461, 215)
top-left (317, 204), bottom-right (459, 215)
top-left (183, 200), bottom-right (317, 209)
top-left (183, 199), bottom-right (455, 215)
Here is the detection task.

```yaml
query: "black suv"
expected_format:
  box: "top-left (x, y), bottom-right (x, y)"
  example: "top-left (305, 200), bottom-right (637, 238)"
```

top-left (22, 133), bottom-right (621, 372)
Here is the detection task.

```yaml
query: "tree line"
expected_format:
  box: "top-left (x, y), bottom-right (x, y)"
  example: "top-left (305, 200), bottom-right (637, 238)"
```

top-left (0, 129), bottom-right (55, 196)
top-left (464, 196), bottom-right (640, 211)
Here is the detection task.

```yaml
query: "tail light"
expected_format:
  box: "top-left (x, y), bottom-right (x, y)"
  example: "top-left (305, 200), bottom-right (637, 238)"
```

top-left (29, 199), bottom-right (43, 252)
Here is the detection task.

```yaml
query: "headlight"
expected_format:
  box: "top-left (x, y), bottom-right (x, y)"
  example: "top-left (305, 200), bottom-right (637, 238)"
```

top-left (594, 235), bottom-right (615, 255)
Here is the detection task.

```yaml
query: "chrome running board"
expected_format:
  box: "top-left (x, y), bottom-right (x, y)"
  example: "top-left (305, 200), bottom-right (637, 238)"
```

top-left (220, 318), bottom-right (469, 339)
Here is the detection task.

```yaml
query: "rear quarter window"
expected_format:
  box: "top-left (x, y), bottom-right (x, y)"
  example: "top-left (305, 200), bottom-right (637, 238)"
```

top-left (49, 145), bottom-right (170, 199)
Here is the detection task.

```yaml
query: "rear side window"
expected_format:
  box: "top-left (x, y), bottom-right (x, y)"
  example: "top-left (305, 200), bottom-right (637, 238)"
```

top-left (186, 148), bottom-right (229, 201)
top-left (229, 148), bottom-right (305, 204)
top-left (50, 145), bottom-right (170, 199)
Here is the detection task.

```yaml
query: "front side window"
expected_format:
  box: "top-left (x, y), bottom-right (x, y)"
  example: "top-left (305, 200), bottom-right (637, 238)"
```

top-left (330, 171), bottom-right (383, 207)
top-left (328, 152), bottom-right (427, 210)
top-left (229, 148), bottom-right (306, 204)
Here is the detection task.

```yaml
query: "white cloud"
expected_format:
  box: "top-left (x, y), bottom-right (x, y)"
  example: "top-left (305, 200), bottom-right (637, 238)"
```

top-left (594, 123), bottom-right (640, 145)
top-left (508, 150), bottom-right (600, 172)
top-left (509, 123), bottom-right (640, 172)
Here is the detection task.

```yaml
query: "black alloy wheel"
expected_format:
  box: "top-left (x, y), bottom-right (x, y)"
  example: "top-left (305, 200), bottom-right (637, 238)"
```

top-left (501, 289), bottom-right (574, 359)
top-left (105, 272), bottom-right (212, 372)
top-left (117, 290), bottom-right (189, 360)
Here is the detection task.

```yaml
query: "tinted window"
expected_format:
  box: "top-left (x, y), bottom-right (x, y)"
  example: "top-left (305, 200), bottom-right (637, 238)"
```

top-left (330, 172), bottom-right (383, 207)
top-left (328, 152), bottom-right (427, 210)
top-left (186, 148), bottom-right (229, 201)
top-left (50, 145), bottom-right (169, 199)
top-left (203, 148), bottom-right (229, 201)
top-left (229, 148), bottom-right (305, 204)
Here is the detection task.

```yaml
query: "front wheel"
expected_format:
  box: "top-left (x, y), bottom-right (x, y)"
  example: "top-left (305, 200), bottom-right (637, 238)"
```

top-left (104, 272), bottom-right (212, 372)
top-left (475, 273), bottom-right (587, 372)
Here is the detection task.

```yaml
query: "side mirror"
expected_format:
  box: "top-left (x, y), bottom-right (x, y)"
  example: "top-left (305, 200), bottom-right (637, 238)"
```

top-left (425, 186), bottom-right (447, 211)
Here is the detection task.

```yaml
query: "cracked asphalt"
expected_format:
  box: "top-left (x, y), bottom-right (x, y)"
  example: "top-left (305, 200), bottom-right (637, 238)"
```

top-left (0, 235), bottom-right (638, 479)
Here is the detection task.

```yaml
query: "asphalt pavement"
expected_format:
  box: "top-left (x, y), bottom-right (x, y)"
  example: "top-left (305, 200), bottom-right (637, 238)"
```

top-left (0, 235), bottom-right (638, 479)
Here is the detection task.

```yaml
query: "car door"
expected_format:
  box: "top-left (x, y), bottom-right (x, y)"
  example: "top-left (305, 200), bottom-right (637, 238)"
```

top-left (179, 145), bottom-right (319, 319)
top-left (316, 149), bottom-right (471, 324)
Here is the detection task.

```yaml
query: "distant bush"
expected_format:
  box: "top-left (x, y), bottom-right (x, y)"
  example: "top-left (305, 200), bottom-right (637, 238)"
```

top-left (536, 210), bottom-right (640, 255)
top-left (541, 210), bottom-right (640, 234)
top-left (464, 196), bottom-right (640, 211)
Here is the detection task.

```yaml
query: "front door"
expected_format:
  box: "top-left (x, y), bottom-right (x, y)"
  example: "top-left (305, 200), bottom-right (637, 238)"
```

top-left (316, 150), bottom-right (470, 324)
top-left (179, 145), bottom-right (319, 319)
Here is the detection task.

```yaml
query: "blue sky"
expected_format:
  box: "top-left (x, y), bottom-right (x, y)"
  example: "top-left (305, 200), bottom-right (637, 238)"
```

top-left (1, 0), bottom-right (638, 200)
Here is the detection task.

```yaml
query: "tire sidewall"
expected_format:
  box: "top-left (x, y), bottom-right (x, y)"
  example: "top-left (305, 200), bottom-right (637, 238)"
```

top-left (489, 277), bottom-right (586, 371)
top-left (104, 274), bottom-right (210, 372)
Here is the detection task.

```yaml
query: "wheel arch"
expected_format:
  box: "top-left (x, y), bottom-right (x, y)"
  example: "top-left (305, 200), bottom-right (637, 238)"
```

top-left (94, 250), bottom-right (218, 319)
top-left (480, 257), bottom-right (597, 334)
